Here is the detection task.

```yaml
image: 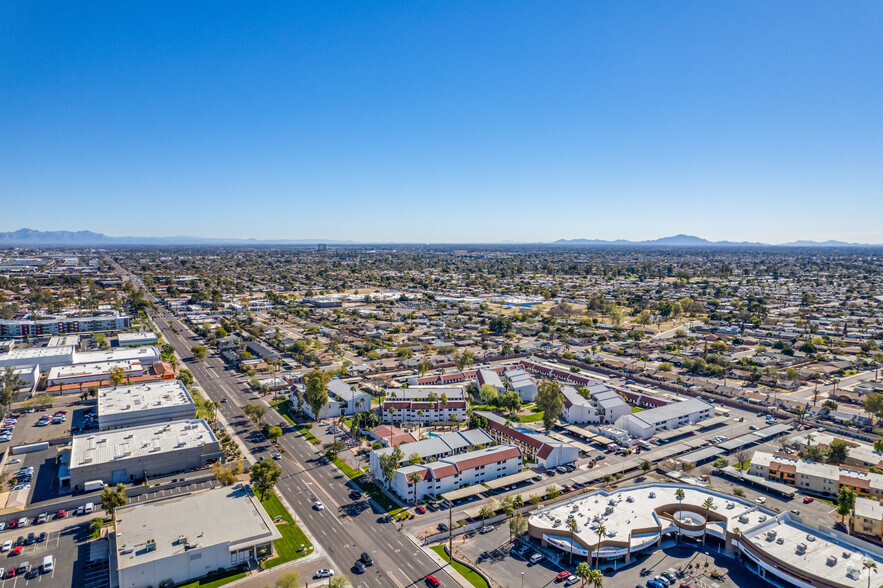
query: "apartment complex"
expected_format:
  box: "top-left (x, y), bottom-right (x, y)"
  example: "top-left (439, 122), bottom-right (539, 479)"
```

top-left (390, 444), bottom-right (522, 503)
top-left (0, 313), bottom-right (130, 338)
top-left (381, 387), bottom-right (468, 425)
top-left (291, 378), bottom-right (371, 420)
top-left (370, 429), bottom-right (493, 480)
top-left (749, 451), bottom-right (883, 500)
top-left (480, 411), bottom-right (578, 468)
top-left (560, 384), bottom-right (630, 425)
top-left (614, 398), bottom-right (714, 439)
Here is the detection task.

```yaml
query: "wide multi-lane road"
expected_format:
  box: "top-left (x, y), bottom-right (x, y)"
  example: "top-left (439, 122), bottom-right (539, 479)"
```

top-left (148, 305), bottom-right (455, 588)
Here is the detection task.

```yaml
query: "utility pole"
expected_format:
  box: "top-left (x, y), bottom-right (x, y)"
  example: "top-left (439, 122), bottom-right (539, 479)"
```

top-left (448, 498), bottom-right (453, 563)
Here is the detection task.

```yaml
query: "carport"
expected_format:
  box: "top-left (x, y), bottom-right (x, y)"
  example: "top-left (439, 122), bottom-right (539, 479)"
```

top-left (717, 466), bottom-right (796, 498)
top-left (484, 470), bottom-right (537, 491)
top-left (442, 484), bottom-right (487, 503)
top-left (679, 446), bottom-right (723, 465)
top-left (718, 433), bottom-right (763, 452)
top-left (697, 415), bottom-right (729, 429)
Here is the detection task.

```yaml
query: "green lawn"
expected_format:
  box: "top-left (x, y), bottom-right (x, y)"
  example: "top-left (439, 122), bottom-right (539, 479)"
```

top-left (270, 399), bottom-right (295, 424)
top-left (190, 389), bottom-right (213, 420)
top-left (295, 424), bottom-right (320, 445)
top-left (261, 490), bottom-right (313, 568)
top-left (174, 568), bottom-right (247, 588)
top-left (734, 459), bottom-right (751, 470)
top-left (330, 454), bottom-right (364, 480)
top-left (631, 406), bottom-right (645, 413)
top-left (519, 411), bottom-right (544, 423)
top-left (430, 546), bottom-right (490, 588)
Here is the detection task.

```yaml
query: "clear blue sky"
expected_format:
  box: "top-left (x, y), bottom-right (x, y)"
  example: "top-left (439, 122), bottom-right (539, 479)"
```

top-left (2, 2), bottom-right (882, 243)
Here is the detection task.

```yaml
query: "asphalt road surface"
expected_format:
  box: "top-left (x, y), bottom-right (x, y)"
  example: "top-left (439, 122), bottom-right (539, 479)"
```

top-left (149, 305), bottom-right (456, 588)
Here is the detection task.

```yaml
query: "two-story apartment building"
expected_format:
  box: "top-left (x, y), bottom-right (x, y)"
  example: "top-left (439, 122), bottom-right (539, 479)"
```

top-left (614, 398), bottom-right (714, 439)
top-left (560, 384), bottom-right (630, 425)
top-left (381, 387), bottom-right (468, 425)
top-left (291, 378), bottom-right (371, 420)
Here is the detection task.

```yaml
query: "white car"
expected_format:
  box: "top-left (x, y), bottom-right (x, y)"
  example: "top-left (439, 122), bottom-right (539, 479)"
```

top-left (479, 525), bottom-right (494, 534)
top-left (529, 553), bottom-right (544, 563)
top-left (8, 458), bottom-right (21, 464)
top-left (313, 501), bottom-right (325, 510)
top-left (0, 540), bottom-right (11, 552)
top-left (755, 496), bottom-right (766, 504)
top-left (315, 569), bottom-right (334, 578)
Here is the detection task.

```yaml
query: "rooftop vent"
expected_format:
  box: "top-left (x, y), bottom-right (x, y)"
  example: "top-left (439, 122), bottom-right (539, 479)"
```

top-left (826, 556), bottom-right (837, 566)
top-left (796, 543), bottom-right (807, 554)
top-left (146, 539), bottom-right (156, 552)
top-left (776, 537), bottom-right (784, 544)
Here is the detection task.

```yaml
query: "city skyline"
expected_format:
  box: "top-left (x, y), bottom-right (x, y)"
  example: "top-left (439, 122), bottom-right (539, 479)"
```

top-left (2, 2), bottom-right (882, 242)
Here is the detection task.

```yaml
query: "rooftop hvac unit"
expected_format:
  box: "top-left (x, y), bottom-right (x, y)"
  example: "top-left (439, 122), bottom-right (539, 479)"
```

top-left (826, 556), bottom-right (837, 566)
top-left (796, 543), bottom-right (807, 554)
top-left (842, 551), bottom-right (851, 558)
top-left (807, 535), bottom-right (816, 542)
top-left (776, 537), bottom-right (784, 544)
top-left (146, 539), bottom-right (156, 552)
top-left (766, 530), bottom-right (777, 540)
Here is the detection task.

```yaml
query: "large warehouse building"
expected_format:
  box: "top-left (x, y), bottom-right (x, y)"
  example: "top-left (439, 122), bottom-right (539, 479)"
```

top-left (65, 419), bottom-right (222, 490)
top-left (98, 380), bottom-right (195, 430)
top-left (112, 484), bottom-right (281, 588)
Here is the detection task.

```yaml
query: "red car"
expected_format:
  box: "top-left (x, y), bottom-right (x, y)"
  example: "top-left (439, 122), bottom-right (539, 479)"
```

top-left (10, 546), bottom-right (21, 556)
top-left (425, 575), bottom-right (440, 587)
top-left (415, 505), bottom-right (426, 514)
top-left (5, 568), bottom-right (15, 578)
top-left (556, 570), bottom-right (571, 582)
top-left (57, 509), bottom-right (66, 519)
top-left (803, 497), bottom-right (814, 504)
top-left (7, 520), bottom-right (16, 529)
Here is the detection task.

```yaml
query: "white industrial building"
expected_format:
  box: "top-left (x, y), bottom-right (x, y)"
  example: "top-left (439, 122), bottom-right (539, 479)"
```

top-left (47, 335), bottom-right (80, 347)
top-left (65, 419), bottom-right (222, 490)
top-left (291, 378), bottom-right (371, 420)
top-left (98, 380), bottom-right (195, 430)
top-left (614, 398), bottom-right (714, 439)
top-left (112, 484), bottom-right (281, 588)
top-left (560, 384), bottom-right (630, 425)
top-left (117, 331), bottom-right (159, 346)
top-left (0, 346), bottom-right (77, 370)
top-left (48, 360), bottom-right (144, 387)
top-left (74, 346), bottom-right (161, 367)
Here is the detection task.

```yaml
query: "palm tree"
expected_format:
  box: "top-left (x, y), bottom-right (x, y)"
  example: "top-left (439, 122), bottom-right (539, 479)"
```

top-left (566, 517), bottom-right (578, 565)
top-left (674, 488), bottom-right (685, 544)
top-left (863, 559), bottom-right (877, 588)
top-left (408, 471), bottom-right (422, 505)
top-left (594, 524), bottom-right (606, 569)
top-left (702, 497), bottom-right (714, 547)
top-left (587, 569), bottom-right (603, 588)
top-left (575, 562), bottom-right (591, 587)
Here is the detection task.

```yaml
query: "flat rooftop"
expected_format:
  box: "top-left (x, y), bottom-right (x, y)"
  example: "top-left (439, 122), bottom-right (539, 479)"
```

top-left (49, 360), bottom-right (142, 379)
top-left (0, 345), bottom-right (75, 359)
top-left (71, 419), bottom-right (216, 468)
top-left (74, 347), bottom-right (160, 365)
top-left (98, 380), bottom-right (194, 417)
top-left (114, 484), bottom-right (281, 569)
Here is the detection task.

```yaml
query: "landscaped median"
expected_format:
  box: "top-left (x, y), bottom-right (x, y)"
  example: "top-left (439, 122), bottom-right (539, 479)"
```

top-left (430, 545), bottom-right (491, 588)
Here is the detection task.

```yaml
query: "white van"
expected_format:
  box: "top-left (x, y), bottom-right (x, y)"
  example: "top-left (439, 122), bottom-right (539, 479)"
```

top-left (42, 555), bottom-right (54, 574)
top-left (84, 502), bottom-right (94, 514)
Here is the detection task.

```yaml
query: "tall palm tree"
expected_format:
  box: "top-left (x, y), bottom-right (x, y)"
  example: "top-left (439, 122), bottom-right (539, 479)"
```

top-left (674, 488), bottom-right (685, 544)
top-left (588, 569), bottom-right (603, 588)
top-left (702, 497), bottom-right (714, 547)
top-left (594, 524), bottom-right (606, 569)
top-left (863, 559), bottom-right (877, 588)
top-left (566, 517), bottom-right (578, 565)
top-left (408, 471), bottom-right (422, 505)
top-left (575, 562), bottom-right (591, 587)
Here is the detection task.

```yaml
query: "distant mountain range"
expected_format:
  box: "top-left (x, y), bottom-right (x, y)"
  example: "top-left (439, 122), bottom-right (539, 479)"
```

top-left (0, 228), bottom-right (878, 248)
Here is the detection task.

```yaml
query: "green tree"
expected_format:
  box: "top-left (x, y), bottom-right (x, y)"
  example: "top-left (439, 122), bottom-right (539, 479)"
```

top-left (712, 457), bottom-right (729, 470)
top-left (479, 502), bottom-right (496, 527)
top-left (244, 403), bottom-right (266, 423)
top-left (250, 458), bottom-right (282, 501)
top-left (100, 483), bottom-right (128, 519)
top-left (479, 384), bottom-right (499, 404)
top-left (576, 562), bottom-right (592, 587)
top-left (0, 367), bottom-right (24, 415)
top-left (467, 413), bottom-right (488, 430)
top-left (274, 571), bottom-right (301, 588)
top-left (641, 460), bottom-right (652, 473)
top-left (509, 514), bottom-right (527, 543)
top-left (702, 497), bottom-right (714, 546)
top-left (535, 379), bottom-right (564, 431)
top-left (304, 370), bottom-right (331, 420)
top-left (836, 486), bottom-right (857, 532)
top-left (177, 368), bottom-right (194, 386)
top-left (674, 488), bottom-right (685, 544)
top-left (587, 569), bottom-right (603, 588)
top-left (566, 517), bottom-right (578, 564)
top-left (874, 439), bottom-right (883, 453)
top-left (328, 577), bottom-right (351, 588)
top-left (191, 345), bottom-right (206, 360)
top-left (379, 446), bottom-right (403, 485)
top-left (828, 439), bottom-right (850, 465)
top-left (593, 524), bottom-right (606, 568)
top-left (266, 426), bottom-right (283, 443)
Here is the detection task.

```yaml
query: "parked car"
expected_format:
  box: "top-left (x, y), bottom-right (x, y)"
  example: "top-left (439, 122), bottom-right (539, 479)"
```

top-left (803, 496), bottom-right (814, 504)
top-left (425, 575), bottom-right (440, 587)
top-left (479, 525), bottom-right (494, 534)
top-left (415, 505), bottom-right (426, 514)
top-left (314, 569), bottom-right (334, 578)
top-left (556, 570), bottom-right (571, 581)
top-left (0, 541), bottom-right (11, 552)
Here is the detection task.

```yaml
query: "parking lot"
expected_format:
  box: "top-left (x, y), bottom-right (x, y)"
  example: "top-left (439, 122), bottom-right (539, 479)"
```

top-left (455, 523), bottom-right (774, 588)
top-left (3, 446), bottom-right (61, 506)
top-left (0, 521), bottom-right (79, 587)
